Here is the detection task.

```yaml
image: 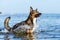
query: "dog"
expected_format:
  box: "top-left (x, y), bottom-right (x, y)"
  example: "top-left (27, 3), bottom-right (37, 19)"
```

top-left (4, 7), bottom-right (42, 34)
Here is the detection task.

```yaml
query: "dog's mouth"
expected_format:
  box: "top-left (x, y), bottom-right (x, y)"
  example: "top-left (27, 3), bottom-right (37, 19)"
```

top-left (35, 13), bottom-right (42, 18)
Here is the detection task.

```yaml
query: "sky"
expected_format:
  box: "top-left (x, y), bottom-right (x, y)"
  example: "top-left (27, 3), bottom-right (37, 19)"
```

top-left (0, 0), bottom-right (60, 14)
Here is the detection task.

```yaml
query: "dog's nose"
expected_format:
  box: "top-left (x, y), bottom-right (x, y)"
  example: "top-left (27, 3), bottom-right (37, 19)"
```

top-left (39, 13), bottom-right (42, 15)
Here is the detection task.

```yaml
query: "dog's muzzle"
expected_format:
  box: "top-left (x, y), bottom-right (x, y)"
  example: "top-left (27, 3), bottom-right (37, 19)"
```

top-left (35, 13), bottom-right (42, 17)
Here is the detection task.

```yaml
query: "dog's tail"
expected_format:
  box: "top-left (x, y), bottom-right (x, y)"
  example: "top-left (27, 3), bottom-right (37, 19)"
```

top-left (4, 17), bottom-right (12, 32)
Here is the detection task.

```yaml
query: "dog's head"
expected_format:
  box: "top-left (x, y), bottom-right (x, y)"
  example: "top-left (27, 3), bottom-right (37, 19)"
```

top-left (30, 7), bottom-right (42, 19)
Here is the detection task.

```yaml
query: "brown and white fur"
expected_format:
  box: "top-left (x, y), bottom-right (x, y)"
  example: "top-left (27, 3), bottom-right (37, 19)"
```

top-left (4, 7), bottom-right (42, 34)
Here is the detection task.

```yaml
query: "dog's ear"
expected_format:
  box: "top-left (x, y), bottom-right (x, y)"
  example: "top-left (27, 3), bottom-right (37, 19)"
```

top-left (36, 8), bottom-right (37, 12)
top-left (30, 6), bottom-right (33, 12)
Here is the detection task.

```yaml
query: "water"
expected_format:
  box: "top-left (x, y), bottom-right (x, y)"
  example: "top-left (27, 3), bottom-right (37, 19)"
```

top-left (0, 13), bottom-right (60, 40)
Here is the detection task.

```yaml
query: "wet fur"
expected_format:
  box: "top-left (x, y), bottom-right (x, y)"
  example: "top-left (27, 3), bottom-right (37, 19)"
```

top-left (4, 7), bottom-right (42, 34)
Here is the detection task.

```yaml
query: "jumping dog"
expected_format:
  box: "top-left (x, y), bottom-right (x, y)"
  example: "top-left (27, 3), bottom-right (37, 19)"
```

top-left (4, 7), bottom-right (42, 34)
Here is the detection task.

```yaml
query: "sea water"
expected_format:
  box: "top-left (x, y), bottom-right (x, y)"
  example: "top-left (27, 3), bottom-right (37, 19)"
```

top-left (0, 13), bottom-right (60, 40)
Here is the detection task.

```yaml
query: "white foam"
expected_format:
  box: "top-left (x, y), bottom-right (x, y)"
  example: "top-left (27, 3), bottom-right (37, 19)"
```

top-left (0, 29), bottom-right (8, 33)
